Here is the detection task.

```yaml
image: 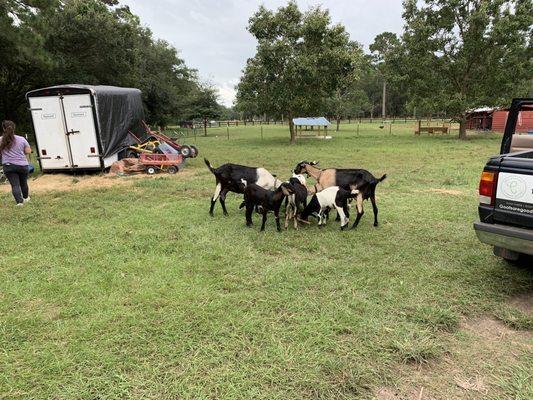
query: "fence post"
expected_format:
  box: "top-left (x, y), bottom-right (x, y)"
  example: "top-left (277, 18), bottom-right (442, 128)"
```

top-left (389, 123), bottom-right (392, 135)
top-left (227, 126), bottom-right (230, 140)
top-left (261, 126), bottom-right (263, 140)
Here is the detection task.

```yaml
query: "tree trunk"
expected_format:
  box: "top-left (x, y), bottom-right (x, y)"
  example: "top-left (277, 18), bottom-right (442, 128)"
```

top-left (204, 118), bottom-right (207, 136)
top-left (336, 116), bottom-right (340, 132)
top-left (289, 117), bottom-right (296, 145)
top-left (458, 115), bottom-right (467, 140)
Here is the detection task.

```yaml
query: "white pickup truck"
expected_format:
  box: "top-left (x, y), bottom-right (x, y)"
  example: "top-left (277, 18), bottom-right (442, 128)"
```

top-left (474, 98), bottom-right (533, 264)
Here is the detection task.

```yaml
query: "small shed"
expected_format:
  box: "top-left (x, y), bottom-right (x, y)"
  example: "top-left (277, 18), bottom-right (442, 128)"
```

top-left (465, 106), bottom-right (533, 133)
top-left (465, 107), bottom-right (494, 131)
top-left (293, 117), bottom-right (331, 139)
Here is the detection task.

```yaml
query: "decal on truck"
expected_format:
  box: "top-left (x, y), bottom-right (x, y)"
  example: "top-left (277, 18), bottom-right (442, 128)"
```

top-left (496, 172), bottom-right (533, 214)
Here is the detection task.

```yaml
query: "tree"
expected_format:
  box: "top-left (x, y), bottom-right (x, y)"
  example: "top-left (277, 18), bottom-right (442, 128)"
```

top-left (402, 0), bottom-right (533, 139)
top-left (369, 32), bottom-right (401, 119)
top-left (0, 0), bottom-right (55, 124)
top-left (186, 85), bottom-right (221, 136)
top-left (236, 1), bottom-right (360, 144)
top-left (0, 0), bottom-right (204, 131)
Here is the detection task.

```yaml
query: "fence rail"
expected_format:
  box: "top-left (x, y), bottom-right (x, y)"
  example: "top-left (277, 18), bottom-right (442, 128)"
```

top-left (186, 117), bottom-right (455, 129)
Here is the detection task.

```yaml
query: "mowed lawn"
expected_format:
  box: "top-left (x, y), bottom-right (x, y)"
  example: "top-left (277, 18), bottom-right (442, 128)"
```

top-left (1, 123), bottom-right (532, 399)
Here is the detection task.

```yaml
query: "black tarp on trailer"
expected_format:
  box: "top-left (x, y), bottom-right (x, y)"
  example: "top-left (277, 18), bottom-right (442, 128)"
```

top-left (26, 84), bottom-right (145, 159)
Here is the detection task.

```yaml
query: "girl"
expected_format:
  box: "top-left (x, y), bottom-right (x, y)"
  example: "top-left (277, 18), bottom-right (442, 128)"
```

top-left (0, 120), bottom-right (32, 205)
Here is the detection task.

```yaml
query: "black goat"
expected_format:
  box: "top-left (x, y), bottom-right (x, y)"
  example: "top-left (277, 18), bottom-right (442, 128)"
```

top-left (241, 181), bottom-right (295, 231)
top-left (204, 158), bottom-right (281, 216)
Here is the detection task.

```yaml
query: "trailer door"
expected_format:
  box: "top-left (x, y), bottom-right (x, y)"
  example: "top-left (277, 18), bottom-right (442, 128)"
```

top-left (28, 96), bottom-right (71, 170)
top-left (61, 94), bottom-right (101, 169)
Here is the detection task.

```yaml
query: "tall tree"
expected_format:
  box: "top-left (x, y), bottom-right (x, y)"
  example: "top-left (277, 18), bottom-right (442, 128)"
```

top-left (402, 0), bottom-right (533, 139)
top-left (236, 1), bottom-right (360, 144)
top-left (186, 84), bottom-right (221, 135)
top-left (369, 32), bottom-right (402, 119)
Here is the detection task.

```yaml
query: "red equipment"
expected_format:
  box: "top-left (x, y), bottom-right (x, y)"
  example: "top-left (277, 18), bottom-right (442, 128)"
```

top-left (140, 153), bottom-right (184, 175)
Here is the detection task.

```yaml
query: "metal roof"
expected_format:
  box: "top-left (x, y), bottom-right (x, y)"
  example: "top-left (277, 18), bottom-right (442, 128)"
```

top-left (293, 117), bottom-right (331, 126)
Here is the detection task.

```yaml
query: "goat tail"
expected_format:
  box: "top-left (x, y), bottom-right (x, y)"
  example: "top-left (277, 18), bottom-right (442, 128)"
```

top-left (204, 158), bottom-right (216, 174)
top-left (377, 174), bottom-right (387, 183)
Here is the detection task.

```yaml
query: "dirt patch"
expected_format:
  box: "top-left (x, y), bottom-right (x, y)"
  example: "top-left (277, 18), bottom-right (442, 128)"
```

top-left (418, 188), bottom-right (467, 196)
top-left (25, 298), bottom-right (61, 321)
top-left (507, 293), bottom-right (533, 317)
top-left (0, 168), bottom-right (197, 194)
top-left (460, 316), bottom-right (517, 341)
top-left (373, 315), bottom-right (532, 399)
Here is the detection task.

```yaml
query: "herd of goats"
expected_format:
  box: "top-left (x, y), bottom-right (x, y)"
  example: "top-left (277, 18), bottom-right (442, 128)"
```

top-left (204, 159), bottom-right (387, 231)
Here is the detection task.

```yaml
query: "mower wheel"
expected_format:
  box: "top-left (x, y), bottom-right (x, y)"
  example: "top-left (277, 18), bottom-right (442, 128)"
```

top-left (146, 166), bottom-right (158, 175)
top-left (190, 145), bottom-right (199, 157)
top-left (167, 166), bottom-right (179, 174)
top-left (180, 145), bottom-right (191, 157)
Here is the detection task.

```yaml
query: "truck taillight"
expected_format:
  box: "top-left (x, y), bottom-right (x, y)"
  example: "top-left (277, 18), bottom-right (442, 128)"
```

top-left (479, 170), bottom-right (497, 205)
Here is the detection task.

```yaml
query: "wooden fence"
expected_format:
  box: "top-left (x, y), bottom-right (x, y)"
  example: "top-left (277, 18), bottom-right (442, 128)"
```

top-left (189, 117), bottom-right (453, 129)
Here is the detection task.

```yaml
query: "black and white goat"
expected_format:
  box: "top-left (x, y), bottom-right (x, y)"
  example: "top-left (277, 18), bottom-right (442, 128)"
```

top-left (204, 158), bottom-right (282, 216)
top-left (240, 179), bottom-right (295, 231)
top-left (300, 186), bottom-right (359, 230)
top-left (284, 173), bottom-right (309, 230)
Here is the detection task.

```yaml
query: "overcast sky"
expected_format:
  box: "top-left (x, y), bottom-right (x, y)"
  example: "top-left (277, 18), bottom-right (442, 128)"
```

top-left (121, 0), bottom-right (405, 106)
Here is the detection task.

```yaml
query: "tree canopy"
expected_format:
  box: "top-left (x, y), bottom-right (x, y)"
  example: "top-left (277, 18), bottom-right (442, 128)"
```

top-left (0, 0), bottom-right (221, 131)
top-left (401, 0), bottom-right (533, 138)
top-left (235, 1), bottom-right (362, 144)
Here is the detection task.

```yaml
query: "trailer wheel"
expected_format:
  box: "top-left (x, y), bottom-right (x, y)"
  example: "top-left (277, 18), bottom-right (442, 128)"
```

top-left (180, 145), bottom-right (191, 157)
top-left (146, 166), bottom-right (158, 175)
top-left (190, 145), bottom-right (199, 157)
top-left (167, 166), bottom-right (178, 174)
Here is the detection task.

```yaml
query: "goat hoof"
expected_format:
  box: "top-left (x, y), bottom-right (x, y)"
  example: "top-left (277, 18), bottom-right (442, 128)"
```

top-left (341, 224), bottom-right (348, 231)
top-left (374, 222), bottom-right (379, 227)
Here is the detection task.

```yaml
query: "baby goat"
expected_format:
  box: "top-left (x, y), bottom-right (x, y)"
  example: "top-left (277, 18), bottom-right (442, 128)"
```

top-left (241, 180), bottom-right (295, 231)
top-left (285, 173), bottom-right (309, 230)
top-left (300, 186), bottom-right (359, 230)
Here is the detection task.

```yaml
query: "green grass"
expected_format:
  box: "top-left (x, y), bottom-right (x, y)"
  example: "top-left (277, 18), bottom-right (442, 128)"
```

top-left (1, 123), bottom-right (532, 399)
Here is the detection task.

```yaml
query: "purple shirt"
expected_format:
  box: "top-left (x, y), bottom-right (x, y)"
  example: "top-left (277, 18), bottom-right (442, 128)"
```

top-left (1, 135), bottom-right (30, 166)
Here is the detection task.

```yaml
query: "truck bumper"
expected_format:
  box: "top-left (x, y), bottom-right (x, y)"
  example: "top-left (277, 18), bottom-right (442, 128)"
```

top-left (473, 222), bottom-right (533, 256)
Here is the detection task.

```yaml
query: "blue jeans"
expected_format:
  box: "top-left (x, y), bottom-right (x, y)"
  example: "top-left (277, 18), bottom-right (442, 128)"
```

top-left (3, 164), bottom-right (29, 204)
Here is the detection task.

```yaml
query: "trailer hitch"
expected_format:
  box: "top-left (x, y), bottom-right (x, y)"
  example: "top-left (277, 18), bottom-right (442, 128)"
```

top-left (66, 129), bottom-right (80, 136)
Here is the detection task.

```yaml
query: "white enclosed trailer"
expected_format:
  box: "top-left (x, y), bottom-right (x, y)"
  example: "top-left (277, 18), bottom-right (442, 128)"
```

top-left (26, 85), bottom-right (144, 172)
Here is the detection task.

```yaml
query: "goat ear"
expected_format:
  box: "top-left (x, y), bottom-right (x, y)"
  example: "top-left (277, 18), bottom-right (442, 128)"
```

top-left (281, 186), bottom-right (291, 196)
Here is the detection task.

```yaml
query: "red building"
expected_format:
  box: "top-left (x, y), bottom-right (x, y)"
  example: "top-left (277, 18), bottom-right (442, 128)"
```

top-left (466, 106), bottom-right (533, 133)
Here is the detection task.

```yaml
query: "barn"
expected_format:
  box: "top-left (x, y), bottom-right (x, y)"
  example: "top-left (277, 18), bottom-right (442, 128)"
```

top-left (492, 108), bottom-right (533, 133)
top-left (465, 106), bottom-right (533, 133)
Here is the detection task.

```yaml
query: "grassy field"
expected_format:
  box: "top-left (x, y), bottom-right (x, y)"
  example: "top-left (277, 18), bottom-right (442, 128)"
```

top-left (1, 122), bottom-right (532, 399)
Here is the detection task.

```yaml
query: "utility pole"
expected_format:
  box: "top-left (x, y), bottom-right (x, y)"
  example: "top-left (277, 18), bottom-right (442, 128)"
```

top-left (382, 80), bottom-right (387, 120)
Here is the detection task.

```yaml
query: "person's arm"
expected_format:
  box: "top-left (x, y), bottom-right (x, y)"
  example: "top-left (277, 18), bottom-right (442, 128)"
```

top-left (23, 137), bottom-right (32, 154)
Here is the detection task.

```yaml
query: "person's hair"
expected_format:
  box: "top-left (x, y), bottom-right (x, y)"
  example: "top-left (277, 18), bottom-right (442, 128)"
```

top-left (0, 120), bottom-right (16, 152)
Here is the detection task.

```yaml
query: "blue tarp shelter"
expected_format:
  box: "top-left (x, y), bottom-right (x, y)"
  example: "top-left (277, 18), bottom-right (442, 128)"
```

top-left (292, 117), bottom-right (331, 126)
top-left (292, 117), bottom-right (331, 139)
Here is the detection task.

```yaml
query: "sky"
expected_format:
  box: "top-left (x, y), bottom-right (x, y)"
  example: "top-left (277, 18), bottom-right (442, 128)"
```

top-left (121, 0), bottom-right (405, 106)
